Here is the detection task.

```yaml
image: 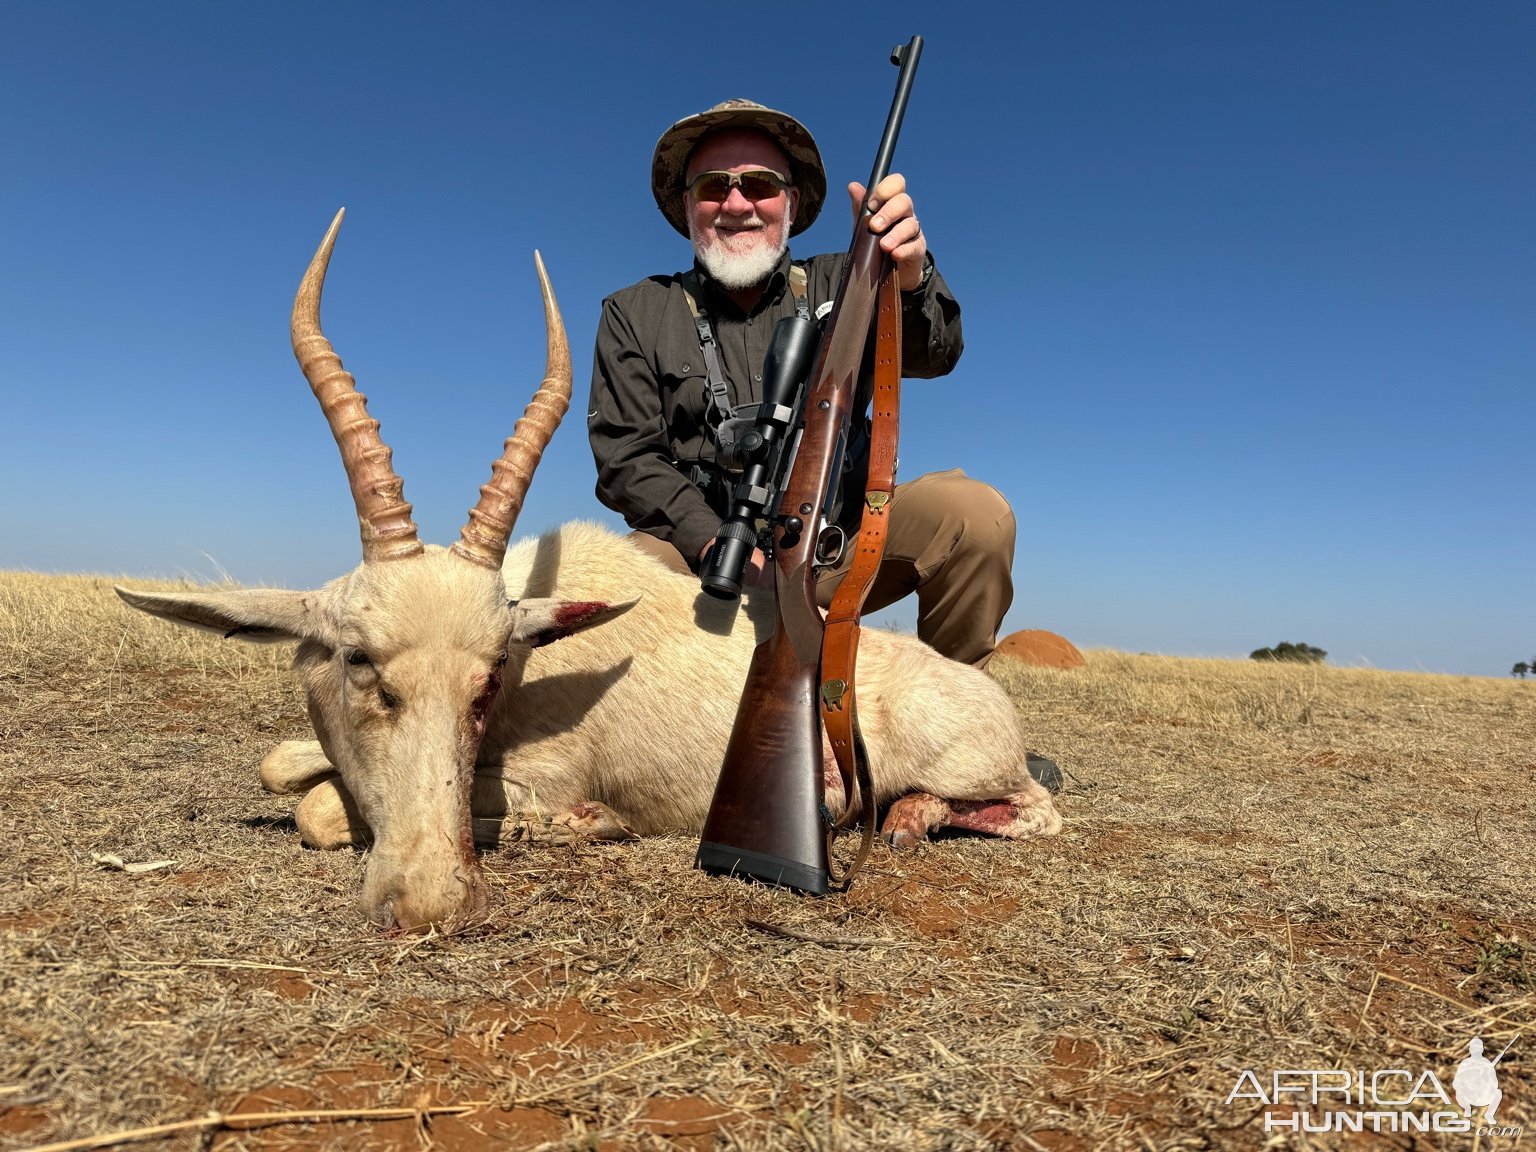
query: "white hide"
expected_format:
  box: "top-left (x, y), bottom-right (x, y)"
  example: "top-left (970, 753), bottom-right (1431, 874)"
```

top-left (465, 521), bottom-right (1058, 838)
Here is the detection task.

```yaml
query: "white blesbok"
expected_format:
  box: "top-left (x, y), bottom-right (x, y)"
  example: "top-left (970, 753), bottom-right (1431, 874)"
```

top-left (119, 213), bottom-right (1061, 931)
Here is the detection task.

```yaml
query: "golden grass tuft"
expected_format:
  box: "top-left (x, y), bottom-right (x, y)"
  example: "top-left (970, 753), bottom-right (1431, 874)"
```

top-left (2, 570), bottom-right (1533, 1150)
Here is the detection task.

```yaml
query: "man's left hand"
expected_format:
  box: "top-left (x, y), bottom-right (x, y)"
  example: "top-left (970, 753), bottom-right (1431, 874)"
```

top-left (848, 173), bottom-right (927, 292)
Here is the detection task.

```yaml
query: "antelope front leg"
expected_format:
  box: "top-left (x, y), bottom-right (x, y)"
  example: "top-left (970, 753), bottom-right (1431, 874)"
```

top-left (469, 767), bottom-right (637, 846)
top-left (279, 771), bottom-right (638, 854)
top-left (281, 773), bottom-right (638, 851)
top-left (294, 776), bottom-right (368, 850)
top-left (259, 739), bottom-right (337, 795)
top-left (262, 747), bottom-right (640, 851)
top-left (472, 801), bottom-right (638, 847)
top-left (258, 740), bottom-right (368, 851)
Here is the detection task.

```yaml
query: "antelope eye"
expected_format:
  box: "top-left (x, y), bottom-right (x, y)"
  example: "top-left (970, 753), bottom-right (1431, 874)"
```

top-left (346, 650), bottom-right (371, 667)
top-left (495, 652), bottom-right (508, 669)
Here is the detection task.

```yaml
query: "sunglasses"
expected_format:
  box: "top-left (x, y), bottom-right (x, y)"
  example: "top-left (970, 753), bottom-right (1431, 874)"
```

top-left (685, 168), bottom-right (791, 203)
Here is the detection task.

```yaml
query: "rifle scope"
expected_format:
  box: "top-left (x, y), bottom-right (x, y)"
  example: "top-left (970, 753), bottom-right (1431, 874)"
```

top-left (699, 314), bottom-right (821, 599)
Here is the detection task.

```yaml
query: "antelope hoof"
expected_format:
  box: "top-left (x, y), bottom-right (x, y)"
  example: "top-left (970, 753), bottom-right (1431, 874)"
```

top-left (551, 801), bottom-right (639, 843)
top-left (882, 792), bottom-right (950, 848)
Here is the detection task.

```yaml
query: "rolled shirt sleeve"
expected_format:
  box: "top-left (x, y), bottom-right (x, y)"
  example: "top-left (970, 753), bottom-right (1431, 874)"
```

top-left (898, 252), bottom-right (963, 378)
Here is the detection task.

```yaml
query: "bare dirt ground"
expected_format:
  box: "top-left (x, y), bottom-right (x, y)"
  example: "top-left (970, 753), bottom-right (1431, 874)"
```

top-left (2, 570), bottom-right (1533, 1151)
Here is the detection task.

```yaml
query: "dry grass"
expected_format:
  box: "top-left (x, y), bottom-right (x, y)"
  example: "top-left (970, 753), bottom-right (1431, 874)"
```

top-left (2, 569), bottom-right (1533, 1151)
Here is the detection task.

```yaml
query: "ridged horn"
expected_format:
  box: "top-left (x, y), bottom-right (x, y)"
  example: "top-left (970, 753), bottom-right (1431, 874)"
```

top-left (450, 252), bottom-right (571, 571)
top-left (291, 208), bottom-right (423, 564)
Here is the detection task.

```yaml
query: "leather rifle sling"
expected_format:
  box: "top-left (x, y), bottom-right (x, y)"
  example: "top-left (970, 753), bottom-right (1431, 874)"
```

top-left (819, 269), bottom-right (902, 888)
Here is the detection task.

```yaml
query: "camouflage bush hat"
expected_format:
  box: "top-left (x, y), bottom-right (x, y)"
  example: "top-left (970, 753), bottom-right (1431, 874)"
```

top-left (651, 99), bottom-right (826, 238)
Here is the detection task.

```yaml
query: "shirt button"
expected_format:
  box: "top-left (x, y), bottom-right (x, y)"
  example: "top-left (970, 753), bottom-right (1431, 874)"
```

top-left (754, 373), bottom-right (762, 382)
top-left (682, 363), bottom-right (691, 372)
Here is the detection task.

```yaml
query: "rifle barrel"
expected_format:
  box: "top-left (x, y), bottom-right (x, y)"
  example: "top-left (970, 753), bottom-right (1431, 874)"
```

top-left (863, 36), bottom-right (924, 214)
top-left (1490, 1034), bottom-right (1520, 1066)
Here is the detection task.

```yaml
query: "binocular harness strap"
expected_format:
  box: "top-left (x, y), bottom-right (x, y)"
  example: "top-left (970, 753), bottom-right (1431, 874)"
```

top-left (679, 271), bottom-right (733, 428)
top-left (818, 269), bottom-right (902, 888)
top-left (680, 266), bottom-right (812, 431)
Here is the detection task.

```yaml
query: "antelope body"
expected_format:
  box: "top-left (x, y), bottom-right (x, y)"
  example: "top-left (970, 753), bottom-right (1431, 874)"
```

top-left (119, 214), bottom-right (1061, 931)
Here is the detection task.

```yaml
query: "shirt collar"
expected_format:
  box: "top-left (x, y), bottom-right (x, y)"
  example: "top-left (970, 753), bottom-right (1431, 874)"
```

top-left (690, 249), bottom-right (793, 317)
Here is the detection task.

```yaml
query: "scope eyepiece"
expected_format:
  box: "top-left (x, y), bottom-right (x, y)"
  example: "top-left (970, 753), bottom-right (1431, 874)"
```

top-left (699, 519), bottom-right (759, 600)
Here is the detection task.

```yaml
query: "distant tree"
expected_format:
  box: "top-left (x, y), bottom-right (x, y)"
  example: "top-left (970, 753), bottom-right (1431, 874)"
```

top-left (1250, 641), bottom-right (1328, 665)
top-left (1516, 662), bottom-right (1531, 679)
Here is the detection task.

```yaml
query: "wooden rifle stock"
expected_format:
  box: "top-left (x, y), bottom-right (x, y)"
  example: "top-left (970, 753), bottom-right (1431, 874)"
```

top-left (696, 36), bottom-right (923, 893)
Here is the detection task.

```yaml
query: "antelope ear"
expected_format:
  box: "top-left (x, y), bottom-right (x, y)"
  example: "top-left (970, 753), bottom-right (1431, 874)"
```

top-left (509, 597), bottom-right (639, 649)
top-left (115, 586), bottom-right (321, 643)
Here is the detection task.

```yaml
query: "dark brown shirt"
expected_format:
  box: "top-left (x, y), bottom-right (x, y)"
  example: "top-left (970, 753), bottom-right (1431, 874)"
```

top-left (587, 248), bottom-right (962, 567)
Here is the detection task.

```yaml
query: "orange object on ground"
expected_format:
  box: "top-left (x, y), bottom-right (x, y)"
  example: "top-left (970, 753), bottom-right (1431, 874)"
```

top-left (994, 629), bottom-right (1085, 670)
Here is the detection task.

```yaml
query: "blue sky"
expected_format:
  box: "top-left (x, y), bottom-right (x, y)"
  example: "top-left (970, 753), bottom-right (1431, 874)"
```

top-left (2, 2), bottom-right (1531, 677)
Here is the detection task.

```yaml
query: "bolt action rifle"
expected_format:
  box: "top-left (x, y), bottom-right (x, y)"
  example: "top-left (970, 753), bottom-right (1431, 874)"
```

top-left (695, 36), bottom-right (924, 893)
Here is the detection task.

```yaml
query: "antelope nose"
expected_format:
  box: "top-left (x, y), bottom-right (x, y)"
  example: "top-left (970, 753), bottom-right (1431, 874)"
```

top-left (368, 875), bottom-right (488, 933)
top-left (377, 893), bottom-right (440, 934)
top-left (364, 881), bottom-right (438, 933)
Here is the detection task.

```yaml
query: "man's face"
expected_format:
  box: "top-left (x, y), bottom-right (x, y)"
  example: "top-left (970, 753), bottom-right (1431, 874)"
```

top-left (685, 128), bottom-right (799, 290)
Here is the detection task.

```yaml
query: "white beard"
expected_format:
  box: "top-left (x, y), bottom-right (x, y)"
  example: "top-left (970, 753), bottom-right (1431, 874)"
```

top-left (689, 213), bottom-right (791, 291)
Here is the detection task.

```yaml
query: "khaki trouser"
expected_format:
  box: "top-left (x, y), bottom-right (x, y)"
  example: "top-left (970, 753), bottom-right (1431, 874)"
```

top-left (627, 469), bottom-right (1015, 667)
